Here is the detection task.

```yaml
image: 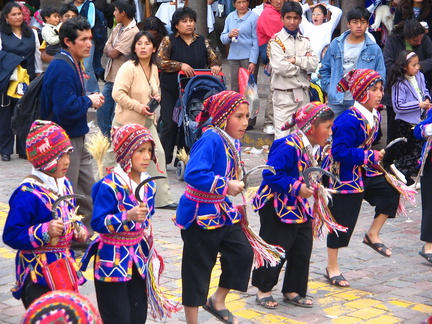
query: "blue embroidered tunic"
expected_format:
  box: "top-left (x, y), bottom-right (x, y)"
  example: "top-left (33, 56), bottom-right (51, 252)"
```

top-left (2, 172), bottom-right (87, 299)
top-left (322, 105), bottom-right (382, 194)
top-left (80, 167), bottom-right (156, 282)
top-left (174, 128), bottom-right (244, 230)
top-left (252, 131), bottom-right (314, 223)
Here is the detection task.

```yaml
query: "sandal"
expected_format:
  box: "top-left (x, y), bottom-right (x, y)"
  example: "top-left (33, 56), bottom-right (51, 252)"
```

top-left (363, 233), bottom-right (391, 257)
top-left (203, 297), bottom-right (236, 324)
top-left (255, 294), bottom-right (278, 309)
top-left (419, 245), bottom-right (432, 264)
top-left (282, 294), bottom-right (313, 308)
top-left (324, 268), bottom-right (350, 287)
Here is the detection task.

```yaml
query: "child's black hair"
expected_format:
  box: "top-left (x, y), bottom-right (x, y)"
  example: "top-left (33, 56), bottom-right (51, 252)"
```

top-left (40, 6), bottom-right (59, 23)
top-left (314, 109), bottom-right (335, 126)
top-left (387, 50), bottom-right (418, 87)
top-left (346, 6), bottom-right (370, 22)
top-left (281, 2), bottom-right (302, 18)
top-left (313, 4), bottom-right (327, 18)
top-left (59, 4), bottom-right (78, 17)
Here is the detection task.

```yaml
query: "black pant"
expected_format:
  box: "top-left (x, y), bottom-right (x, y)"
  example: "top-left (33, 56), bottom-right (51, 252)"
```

top-left (421, 153), bottom-right (432, 242)
top-left (327, 175), bottom-right (399, 249)
top-left (251, 200), bottom-right (312, 297)
top-left (160, 85), bottom-right (179, 165)
top-left (180, 222), bottom-right (253, 307)
top-left (94, 265), bottom-right (147, 324)
top-left (394, 119), bottom-right (423, 181)
top-left (21, 275), bottom-right (51, 309)
top-left (383, 104), bottom-right (398, 168)
top-left (0, 98), bottom-right (25, 156)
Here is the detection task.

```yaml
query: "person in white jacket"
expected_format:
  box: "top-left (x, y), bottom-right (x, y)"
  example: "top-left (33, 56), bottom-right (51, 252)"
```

top-left (300, 3), bottom-right (342, 59)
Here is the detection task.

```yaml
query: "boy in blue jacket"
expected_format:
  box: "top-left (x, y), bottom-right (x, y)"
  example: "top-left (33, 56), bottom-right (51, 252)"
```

top-left (175, 90), bottom-right (254, 324)
top-left (323, 69), bottom-right (400, 287)
top-left (3, 120), bottom-right (88, 308)
top-left (252, 102), bottom-right (334, 309)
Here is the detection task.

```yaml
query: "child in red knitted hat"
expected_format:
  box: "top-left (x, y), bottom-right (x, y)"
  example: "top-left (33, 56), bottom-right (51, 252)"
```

top-left (80, 123), bottom-right (179, 323)
top-left (251, 102), bottom-right (335, 309)
top-left (323, 69), bottom-right (401, 287)
top-left (175, 90), bottom-right (254, 324)
top-left (3, 120), bottom-right (89, 309)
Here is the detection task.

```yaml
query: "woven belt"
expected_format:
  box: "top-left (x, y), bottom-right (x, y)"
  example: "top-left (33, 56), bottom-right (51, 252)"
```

top-left (100, 231), bottom-right (143, 246)
top-left (185, 185), bottom-right (225, 204)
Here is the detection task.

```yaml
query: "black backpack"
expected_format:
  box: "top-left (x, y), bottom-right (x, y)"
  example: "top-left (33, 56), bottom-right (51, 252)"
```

top-left (78, 0), bottom-right (108, 44)
top-left (11, 55), bottom-right (75, 139)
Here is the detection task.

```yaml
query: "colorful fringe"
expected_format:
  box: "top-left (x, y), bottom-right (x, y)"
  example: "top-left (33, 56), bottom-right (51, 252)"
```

top-left (310, 185), bottom-right (348, 240)
top-left (144, 222), bottom-right (182, 320)
top-left (236, 204), bottom-right (285, 269)
top-left (383, 172), bottom-right (416, 216)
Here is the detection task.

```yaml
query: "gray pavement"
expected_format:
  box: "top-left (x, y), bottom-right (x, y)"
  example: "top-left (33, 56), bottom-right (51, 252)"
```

top-left (0, 61), bottom-right (431, 323)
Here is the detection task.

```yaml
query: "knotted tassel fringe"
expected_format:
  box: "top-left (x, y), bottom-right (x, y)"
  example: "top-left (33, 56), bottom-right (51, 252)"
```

top-left (144, 225), bottom-right (182, 320)
top-left (236, 204), bottom-right (285, 269)
top-left (311, 185), bottom-right (348, 240)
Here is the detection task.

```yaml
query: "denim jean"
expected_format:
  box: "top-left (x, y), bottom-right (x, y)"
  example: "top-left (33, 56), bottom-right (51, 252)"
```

top-left (84, 39), bottom-right (99, 94)
top-left (97, 81), bottom-right (114, 136)
top-left (93, 37), bottom-right (106, 77)
top-left (329, 100), bottom-right (354, 118)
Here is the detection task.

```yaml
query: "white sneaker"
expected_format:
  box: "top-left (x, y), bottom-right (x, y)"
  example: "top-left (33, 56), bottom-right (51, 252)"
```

top-left (390, 164), bottom-right (407, 184)
top-left (263, 125), bottom-right (275, 135)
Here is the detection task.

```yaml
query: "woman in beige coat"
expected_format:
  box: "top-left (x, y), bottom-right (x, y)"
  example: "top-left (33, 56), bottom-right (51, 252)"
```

top-left (111, 30), bottom-right (177, 209)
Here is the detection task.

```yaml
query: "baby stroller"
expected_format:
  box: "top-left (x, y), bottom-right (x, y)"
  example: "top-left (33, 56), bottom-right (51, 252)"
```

top-left (175, 70), bottom-right (226, 180)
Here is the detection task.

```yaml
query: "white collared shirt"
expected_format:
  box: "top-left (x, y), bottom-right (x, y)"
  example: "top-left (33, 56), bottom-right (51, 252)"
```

top-left (299, 129), bottom-right (320, 156)
top-left (354, 101), bottom-right (378, 128)
top-left (31, 168), bottom-right (66, 194)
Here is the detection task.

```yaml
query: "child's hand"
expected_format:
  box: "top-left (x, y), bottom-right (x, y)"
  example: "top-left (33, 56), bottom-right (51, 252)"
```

top-left (299, 184), bottom-right (314, 198)
top-left (373, 149), bottom-right (385, 163)
top-left (48, 219), bottom-right (64, 238)
top-left (74, 227), bottom-right (88, 242)
top-left (420, 100), bottom-right (431, 109)
top-left (227, 180), bottom-right (245, 196)
top-left (127, 205), bottom-right (149, 223)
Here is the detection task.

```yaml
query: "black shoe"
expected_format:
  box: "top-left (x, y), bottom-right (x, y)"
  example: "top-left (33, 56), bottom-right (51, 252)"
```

top-left (1, 154), bottom-right (11, 161)
top-left (18, 154), bottom-right (27, 160)
top-left (156, 203), bottom-right (178, 210)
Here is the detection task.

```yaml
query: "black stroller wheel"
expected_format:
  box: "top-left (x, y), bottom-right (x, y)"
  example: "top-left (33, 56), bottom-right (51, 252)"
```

top-left (176, 160), bottom-right (185, 181)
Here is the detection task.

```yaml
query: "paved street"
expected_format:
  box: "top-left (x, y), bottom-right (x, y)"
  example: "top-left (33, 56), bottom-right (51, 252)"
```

top-left (0, 131), bottom-right (431, 324)
top-left (0, 62), bottom-right (431, 323)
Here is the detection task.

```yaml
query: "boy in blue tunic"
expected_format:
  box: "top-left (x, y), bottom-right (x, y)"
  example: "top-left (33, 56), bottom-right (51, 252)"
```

top-left (324, 69), bottom-right (400, 287)
top-left (175, 90), bottom-right (254, 324)
top-left (3, 120), bottom-right (88, 308)
top-left (80, 123), bottom-right (178, 323)
top-left (252, 102), bottom-right (334, 309)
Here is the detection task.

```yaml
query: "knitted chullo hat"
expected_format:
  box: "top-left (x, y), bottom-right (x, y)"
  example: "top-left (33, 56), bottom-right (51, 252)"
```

top-left (26, 120), bottom-right (73, 174)
top-left (21, 290), bottom-right (102, 324)
top-left (336, 69), bottom-right (383, 104)
top-left (281, 101), bottom-right (332, 134)
top-left (196, 90), bottom-right (248, 130)
top-left (112, 123), bottom-right (158, 174)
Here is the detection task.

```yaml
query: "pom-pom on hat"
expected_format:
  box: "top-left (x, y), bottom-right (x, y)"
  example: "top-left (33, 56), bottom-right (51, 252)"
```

top-left (21, 290), bottom-right (102, 324)
top-left (26, 120), bottom-right (73, 174)
top-left (337, 69), bottom-right (383, 104)
top-left (196, 90), bottom-right (248, 130)
top-left (112, 123), bottom-right (158, 174)
top-left (281, 101), bottom-right (332, 134)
